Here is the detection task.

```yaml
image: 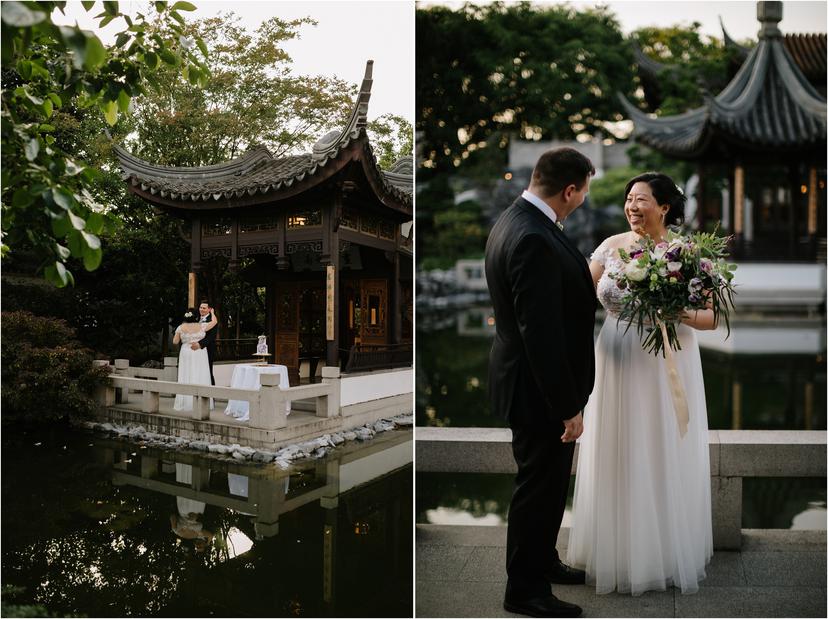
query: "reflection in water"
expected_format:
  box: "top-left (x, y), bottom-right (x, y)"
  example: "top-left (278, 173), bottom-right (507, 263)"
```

top-left (1, 429), bottom-right (412, 617)
top-left (417, 306), bottom-right (826, 431)
top-left (416, 307), bottom-right (826, 531)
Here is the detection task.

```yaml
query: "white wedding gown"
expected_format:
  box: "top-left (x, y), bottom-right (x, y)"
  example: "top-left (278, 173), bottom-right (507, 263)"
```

top-left (567, 245), bottom-right (713, 595)
top-left (173, 325), bottom-right (213, 411)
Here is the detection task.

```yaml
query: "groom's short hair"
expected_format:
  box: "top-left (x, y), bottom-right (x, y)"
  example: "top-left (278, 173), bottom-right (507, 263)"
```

top-left (531, 148), bottom-right (595, 198)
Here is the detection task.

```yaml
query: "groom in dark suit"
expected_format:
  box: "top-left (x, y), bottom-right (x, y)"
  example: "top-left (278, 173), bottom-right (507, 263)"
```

top-left (192, 300), bottom-right (217, 385)
top-left (485, 148), bottom-right (597, 618)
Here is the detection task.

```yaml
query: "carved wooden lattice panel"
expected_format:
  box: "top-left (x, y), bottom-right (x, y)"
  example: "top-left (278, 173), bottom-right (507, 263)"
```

top-left (360, 279), bottom-right (387, 345)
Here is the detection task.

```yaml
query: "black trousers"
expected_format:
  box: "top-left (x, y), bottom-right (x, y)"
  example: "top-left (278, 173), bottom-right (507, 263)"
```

top-left (206, 346), bottom-right (215, 386)
top-left (505, 413), bottom-right (576, 599)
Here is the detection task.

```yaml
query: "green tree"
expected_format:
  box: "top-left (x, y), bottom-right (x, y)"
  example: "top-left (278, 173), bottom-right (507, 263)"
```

top-left (416, 2), bottom-right (633, 175)
top-left (1, 0), bottom-right (209, 287)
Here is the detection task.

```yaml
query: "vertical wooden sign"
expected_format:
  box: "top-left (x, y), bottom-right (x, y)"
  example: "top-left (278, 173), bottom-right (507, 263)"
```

top-left (326, 265), bottom-right (335, 341)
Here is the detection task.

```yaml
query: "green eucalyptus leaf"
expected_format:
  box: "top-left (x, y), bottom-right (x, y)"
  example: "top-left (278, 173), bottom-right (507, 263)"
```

top-left (159, 49), bottom-right (178, 66)
top-left (48, 92), bottom-right (62, 108)
top-left (25, 138), bottom-right (39, 161)
top-left (81, 1), bottom-right (96, 10)
top-left (81, 230), bottom-right (101, 250)
top-left (60, 26), bottom-right (88, 70)
top-left (67, 229), bottom-right (84, 256)
top-left (99, 14), bottom-right (114, 28)
top-left (103, 1), bottom-right (119, 16)
top-left (154, 1), bottom-right (167, 11)
top-left (12, 188), bottom-right (34, 208)
top-left (2, 2), bottom-right (47, 27)
top-left (83, 245), bottom-right (103, 270)
top-left (144, 51), bottom-right (158, 69)
top-left (170, 10), bottom-right (184, 25)
top-left (117, 88), bottom-right (130, 113)
top-left (42, 98), bottom-right (53, 117)
top-left (68, 210), bottom-right (86, 230)
top-left (52, 187), bottom-right (75, 210)
top-left (171, 1), bottom-right (197, 10)
top-left (196, 37), bottom-right (208, 58)
top-left (102, 99), bottom-right (118, 126)
top-left (115, 32), bottom-right (129, 47)
top-left (84, 35), bottom-right (107, 70)
top-left (56, 243), bottom-right (71, 260)
top-left (44, 263), bottom-right (69, 287)
top-left (51, 213), bottom-right (72, 237)
top-left (85, 211), bottom-right (104, 234)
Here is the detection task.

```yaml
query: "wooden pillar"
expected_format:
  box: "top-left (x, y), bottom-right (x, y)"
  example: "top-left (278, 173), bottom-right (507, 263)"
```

top-left (390, 250), bottom-right (401, 345)
top-left (733, 165), bottom-right (744, 236)
top-left (229, 218), bottom-right (240, 271)
top-left (322, 194), bottom-right (341, 369)
top-left (807, 166), bottom-right (818, 236)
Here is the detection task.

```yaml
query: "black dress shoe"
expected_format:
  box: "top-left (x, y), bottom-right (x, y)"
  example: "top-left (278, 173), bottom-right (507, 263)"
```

top-left (544, 560), bottom-right (586, 585)
top-left (503, 594), bottom-right (582, 618)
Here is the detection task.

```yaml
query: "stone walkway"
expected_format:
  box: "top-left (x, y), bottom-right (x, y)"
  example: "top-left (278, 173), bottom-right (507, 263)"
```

top-left (416, 525), bottom-right (827, 618)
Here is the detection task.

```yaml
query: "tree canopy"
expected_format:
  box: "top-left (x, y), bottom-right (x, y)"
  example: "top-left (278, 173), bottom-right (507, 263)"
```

top-left (416, 1), bottom-right (633, 175)
top-left (1, 0), bottom-right (208, 287)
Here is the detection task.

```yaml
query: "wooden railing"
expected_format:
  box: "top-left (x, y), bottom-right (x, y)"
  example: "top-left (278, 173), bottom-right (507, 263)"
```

top-left (94, 359), bottom-right (341, 431)
top-left (344, 343), bottom-right (412, 373)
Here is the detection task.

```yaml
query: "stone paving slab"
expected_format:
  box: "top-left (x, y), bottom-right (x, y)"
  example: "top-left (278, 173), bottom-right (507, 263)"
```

top-left (416, 525), bottom-right (827, 618)
top-left (673, 586), bottom-right (827, 618)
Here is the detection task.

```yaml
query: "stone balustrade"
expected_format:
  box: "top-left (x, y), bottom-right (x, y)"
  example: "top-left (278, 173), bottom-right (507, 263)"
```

top-left (416, 427), bottom-right (827, 550)
top-left (95, 359), bottom-right (341, 431)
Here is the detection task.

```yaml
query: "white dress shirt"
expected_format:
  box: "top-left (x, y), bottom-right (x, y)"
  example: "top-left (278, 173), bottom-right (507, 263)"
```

top-left (521, 190), bottom-right (561, 228)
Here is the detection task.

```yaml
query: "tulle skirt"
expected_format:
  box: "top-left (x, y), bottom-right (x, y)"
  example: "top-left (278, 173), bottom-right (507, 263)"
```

top-left (174, 347), bottom-right (213, 411)
top-left (567, 318), bottom-right (713, 595)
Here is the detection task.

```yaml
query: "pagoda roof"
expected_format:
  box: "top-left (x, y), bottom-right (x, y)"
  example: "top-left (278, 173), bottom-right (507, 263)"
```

top-left (621, 2), bottom-right (827, 159)
top-left (113, 61), bottom-right (412, 216)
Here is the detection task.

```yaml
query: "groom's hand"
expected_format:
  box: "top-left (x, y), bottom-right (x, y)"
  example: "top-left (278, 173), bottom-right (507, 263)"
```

top-left (561, 412), bottom-right (583, 443)
top-left (190, 343), bottom-right (200, 350)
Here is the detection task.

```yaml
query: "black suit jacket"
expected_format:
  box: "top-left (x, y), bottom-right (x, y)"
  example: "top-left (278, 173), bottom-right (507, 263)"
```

top-left (485, 197), bottom-right (597, 424)
top-left (199, 313), bottom-right (217, 354)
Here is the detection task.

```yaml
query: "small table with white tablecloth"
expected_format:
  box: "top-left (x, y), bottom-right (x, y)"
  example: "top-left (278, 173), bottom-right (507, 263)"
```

top-left (224, 363), bottom-right (290, 421)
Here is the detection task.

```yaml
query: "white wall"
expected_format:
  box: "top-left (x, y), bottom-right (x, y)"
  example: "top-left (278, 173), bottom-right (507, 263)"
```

top-left (340, 368), bottom-right (413, 407)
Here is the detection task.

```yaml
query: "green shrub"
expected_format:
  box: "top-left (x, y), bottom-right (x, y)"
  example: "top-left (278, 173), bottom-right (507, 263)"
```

top-left (1, 311), bottom-right (110, 423)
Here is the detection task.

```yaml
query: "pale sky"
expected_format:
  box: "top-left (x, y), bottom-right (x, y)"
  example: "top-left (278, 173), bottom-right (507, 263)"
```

top-left (420, 1), bottom-right (827, 40)
top-left (51, 0), bottom-right (415, 123)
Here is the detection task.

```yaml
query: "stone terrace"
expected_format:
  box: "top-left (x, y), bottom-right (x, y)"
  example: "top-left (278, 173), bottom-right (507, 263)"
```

top-left (416, 525), bottom-right (827, 618)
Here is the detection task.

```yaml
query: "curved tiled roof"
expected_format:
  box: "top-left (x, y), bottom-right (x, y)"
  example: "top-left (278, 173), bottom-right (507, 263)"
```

top-left (114, 61), bottom-right (412, 211)
top-left (620, 5), bottom-right (826, 159)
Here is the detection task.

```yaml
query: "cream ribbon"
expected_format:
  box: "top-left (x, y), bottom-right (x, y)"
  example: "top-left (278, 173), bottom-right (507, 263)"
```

top-left (659, 321), bottom-right (689, 437)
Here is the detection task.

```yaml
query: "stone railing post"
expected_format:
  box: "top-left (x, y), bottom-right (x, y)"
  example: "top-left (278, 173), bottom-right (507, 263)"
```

top-left (319, 366), bottom-right (341, 418)
top-left (252, 373), bottom-right (287, 430)
top-left (192, 393), bottom-right (210, 421)
top-left (163, 357), bottom-right (178, 382)
top-left (114, 359), bottom-right (130, 403)
top-left (93, 360), bottom-right (115, 407)
top-left (142, 386), bottom-right (160, 414)
top-left (711, 476), bottom-right (743, 550)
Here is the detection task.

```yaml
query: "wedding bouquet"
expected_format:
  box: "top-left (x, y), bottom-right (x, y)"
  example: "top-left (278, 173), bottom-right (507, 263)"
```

top-left (609, 228), bottom-right (737, 356)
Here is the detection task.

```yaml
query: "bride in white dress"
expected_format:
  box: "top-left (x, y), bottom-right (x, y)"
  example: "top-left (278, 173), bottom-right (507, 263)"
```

top-left (173, 306), bottom-right (218, 411)
top-left (567, 172), bottom-right (714, 595)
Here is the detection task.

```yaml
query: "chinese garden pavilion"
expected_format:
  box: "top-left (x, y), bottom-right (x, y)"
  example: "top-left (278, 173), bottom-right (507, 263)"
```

top-left (114, 61), bottom-right (413, 382)
top-left (622, 1), bottom-right (826, 262)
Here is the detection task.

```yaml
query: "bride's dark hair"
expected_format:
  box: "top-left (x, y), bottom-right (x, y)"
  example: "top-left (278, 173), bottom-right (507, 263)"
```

top-left (624, 172), bottom-right (686, 226)
top-left (182, 307), bottom-right (199, 323)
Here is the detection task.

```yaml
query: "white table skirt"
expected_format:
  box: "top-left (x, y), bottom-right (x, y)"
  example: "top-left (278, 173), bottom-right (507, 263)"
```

top-left (225, 363), bottom-right (290, 421)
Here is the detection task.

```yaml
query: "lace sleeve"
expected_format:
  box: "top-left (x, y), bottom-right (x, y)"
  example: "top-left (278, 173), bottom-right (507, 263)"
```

top-left (589, 244), bottom-right (612, 267)
top-left (175, 325), bottom-right (181, 334)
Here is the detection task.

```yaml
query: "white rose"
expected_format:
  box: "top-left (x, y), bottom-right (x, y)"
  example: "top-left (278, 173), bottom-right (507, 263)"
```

top-left (667, 261), bottom-right (682, 272)
top-left (625, 262), bottom-right (648, 282)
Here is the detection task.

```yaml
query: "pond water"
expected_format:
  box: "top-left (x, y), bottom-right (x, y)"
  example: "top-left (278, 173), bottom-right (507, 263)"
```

top-left (1, 427), bottom-right (413, 617)
top-left (416, 306), bottom-right (826, 529)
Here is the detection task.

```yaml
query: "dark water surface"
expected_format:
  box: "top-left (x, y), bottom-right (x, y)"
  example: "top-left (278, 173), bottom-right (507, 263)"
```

top-left (416, 307), bottom-right (826, 529)
top-left (2, 427), bottom-right (412, 617)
